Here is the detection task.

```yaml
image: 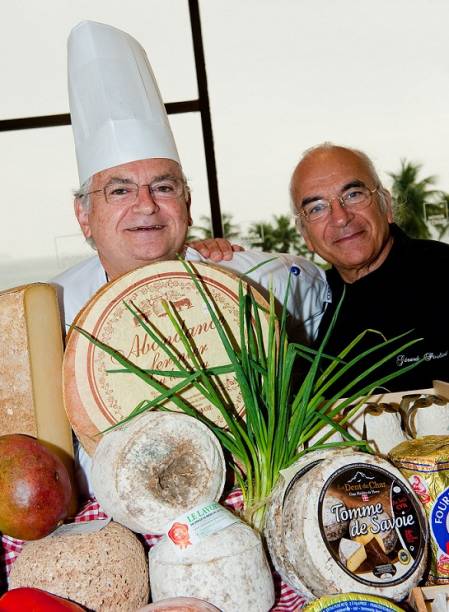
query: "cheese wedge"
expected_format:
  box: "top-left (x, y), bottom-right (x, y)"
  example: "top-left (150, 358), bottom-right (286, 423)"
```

top-left (0, 283), bottom-right (74, 467)
top-left (354, 530), bottom-right (387, 552)
top-left (338, 538), bottom-right (367, 572)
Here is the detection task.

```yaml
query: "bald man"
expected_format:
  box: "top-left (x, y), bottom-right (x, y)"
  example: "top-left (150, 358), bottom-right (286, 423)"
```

top-left (290, 143), bottom-right (449, 392)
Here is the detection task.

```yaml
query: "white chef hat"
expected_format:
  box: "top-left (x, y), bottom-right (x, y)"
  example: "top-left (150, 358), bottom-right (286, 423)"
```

top-left (68, 20), bottom-right (180, 185)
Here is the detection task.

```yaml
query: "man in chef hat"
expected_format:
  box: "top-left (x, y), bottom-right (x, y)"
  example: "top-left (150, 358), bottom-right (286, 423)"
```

top-left (54, 20), bottom-right (329, 338)
top-left (53, 20), bottom-right (226, 325)
top-left (53, 20), bottom-right (328, 497)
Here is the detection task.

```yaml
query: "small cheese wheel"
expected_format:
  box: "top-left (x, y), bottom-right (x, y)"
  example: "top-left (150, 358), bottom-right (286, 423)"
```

top-left (364, 406), bottom-right (406, 456)
top-left (92, 411), bottom-right (226, 533)
top-left (8, 522), bottom-right (149, 611)
top-left (149, 522), bottom-right (274, 612)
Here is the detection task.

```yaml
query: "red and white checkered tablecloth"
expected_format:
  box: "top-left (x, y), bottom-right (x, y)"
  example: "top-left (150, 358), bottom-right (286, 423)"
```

top-left (0, 489), bottom-right (307, 611)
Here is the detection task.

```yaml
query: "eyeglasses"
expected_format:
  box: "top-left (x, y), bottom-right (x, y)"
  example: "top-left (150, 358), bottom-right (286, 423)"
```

top-left (85, 177), bottom-right (187, 206)
top-left (294, 186), bottom-right (379, 223)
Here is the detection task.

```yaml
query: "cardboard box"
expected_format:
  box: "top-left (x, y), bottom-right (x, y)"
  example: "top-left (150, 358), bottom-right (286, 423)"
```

top-left (342, 380), bottom-right (449, 456)
top-left (409, 585), bottom-right (449, 611)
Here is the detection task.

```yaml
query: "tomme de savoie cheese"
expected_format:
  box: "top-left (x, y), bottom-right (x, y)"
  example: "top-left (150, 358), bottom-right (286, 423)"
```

top-left (91, 411), bottom-right (226, 534)
top-left (265, 450), bottom-right (428, 601)
top-left (264, 449), bottom-right (352, 600)
top-left (0, 284), bottom-right (74, 466)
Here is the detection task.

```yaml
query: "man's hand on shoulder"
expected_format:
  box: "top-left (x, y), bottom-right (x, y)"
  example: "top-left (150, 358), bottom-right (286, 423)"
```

top-left (187, 238), bottom-right (244, 261)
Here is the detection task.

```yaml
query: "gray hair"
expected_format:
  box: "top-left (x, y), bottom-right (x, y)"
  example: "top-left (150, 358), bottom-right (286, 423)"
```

top-left (73, 177), bottom-right (95, 249)
top-left (74, 176), bottom-right (93, 212)
top-left (290, 142), bottom-right (389, 228)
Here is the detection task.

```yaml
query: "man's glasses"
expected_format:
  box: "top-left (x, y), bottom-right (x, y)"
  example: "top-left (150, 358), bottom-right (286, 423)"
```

top-left (85, 178), bottom-right (187, 206)
top-left (294, 186), bottom-right (379, 223)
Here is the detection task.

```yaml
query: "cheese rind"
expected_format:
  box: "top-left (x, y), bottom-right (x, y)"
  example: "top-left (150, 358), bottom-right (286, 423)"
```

top-left (92, 411), bottom-right (226, 534)
top-left (149, 521), bottom-right (274, 612)
top-left (9, 521), bottom-right (148, 610)
top-left (0, 284), bottom-right (74, 466)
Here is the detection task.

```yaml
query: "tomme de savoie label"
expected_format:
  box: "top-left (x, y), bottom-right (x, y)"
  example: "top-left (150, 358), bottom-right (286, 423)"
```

top-left (318, 464), bottom-right (426, 587)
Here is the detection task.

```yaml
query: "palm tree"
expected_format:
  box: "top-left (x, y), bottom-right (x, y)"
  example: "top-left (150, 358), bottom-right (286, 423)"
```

top-left (389, 160), bottom-right (438, 240)
top-left (430, 192), bottom-right (449, 241)
top-left (247, 221), bottom-right (278, 251)
top-left (189, 213), bottom-right (240, 241)
top-left (248, 214), bottom-right (311, 255)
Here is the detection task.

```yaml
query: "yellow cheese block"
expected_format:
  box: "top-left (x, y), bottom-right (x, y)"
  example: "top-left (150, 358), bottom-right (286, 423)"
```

top-left (338, 538), bottom-right (367, 572)
top-left (0, 283), bottom-right (74, 470)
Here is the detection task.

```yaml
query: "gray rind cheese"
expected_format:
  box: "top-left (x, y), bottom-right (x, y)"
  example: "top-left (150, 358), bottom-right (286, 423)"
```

top-left (264, 448), bottom-right (353, 600)
top-left (323, 495), bottom-right (349, 541)
top-left (281, 452), bottom-right (428, 601)
top-left (92, 411), bottom-right (226, 534)
top-left (149, 522), bottom-right (274, 612)
top-left (8, 521), bottom-right (148, 611)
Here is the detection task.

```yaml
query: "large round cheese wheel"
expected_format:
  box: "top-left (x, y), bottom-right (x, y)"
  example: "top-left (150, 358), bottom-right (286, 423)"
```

top-left (265, 450), bottom-right (427, 600)
top-left (63, 261), bottom-right (269, 455)
top-left (149, 522), bottom-right (274, 612)
top-left (281, 452), bottom-right (428, 601)
top-left (91, 411), bottom-right (225, 533)
top-left (8, 521), bottom-right (149, 611)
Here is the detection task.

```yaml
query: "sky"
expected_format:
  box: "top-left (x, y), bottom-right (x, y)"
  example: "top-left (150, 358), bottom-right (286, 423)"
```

top-left (1, 0), bottom-right (449, 289)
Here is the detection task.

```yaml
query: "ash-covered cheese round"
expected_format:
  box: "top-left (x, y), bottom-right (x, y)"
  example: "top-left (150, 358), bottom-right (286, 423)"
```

top-left (149, 521), bottom-right (274, 612)
top-left (92, 411), bottom-right (226, 533)
top-left (264, 448), bottom-right (353, 601)
top-left (280, 452), bottom-right (428, 601)
top-left (8, 521), bottom-right (149, 611)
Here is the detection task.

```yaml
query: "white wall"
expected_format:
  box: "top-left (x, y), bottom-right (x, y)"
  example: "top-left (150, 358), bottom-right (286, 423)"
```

top-left (1, 0), bottom-right (448, 288)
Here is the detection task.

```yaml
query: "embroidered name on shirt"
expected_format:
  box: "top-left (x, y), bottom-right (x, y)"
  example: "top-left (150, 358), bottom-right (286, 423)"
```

top-left (396, 351), bottom-right (448, 367)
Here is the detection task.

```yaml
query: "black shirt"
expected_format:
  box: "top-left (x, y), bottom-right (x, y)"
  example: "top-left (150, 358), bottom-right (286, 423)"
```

top-left (314, 224), bottom-right (449, 394)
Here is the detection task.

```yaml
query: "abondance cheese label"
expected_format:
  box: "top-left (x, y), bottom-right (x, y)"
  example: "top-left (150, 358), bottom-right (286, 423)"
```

top-left (63, 261), bottom-right (270, 454)
top-left (318, 463), bottom-right (426, 587)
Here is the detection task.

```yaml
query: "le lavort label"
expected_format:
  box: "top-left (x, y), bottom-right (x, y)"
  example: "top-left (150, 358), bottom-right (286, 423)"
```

top-left (318, 464), bottom-right (426, 587)
top-left (164, 501), bottom-right (238, 557)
